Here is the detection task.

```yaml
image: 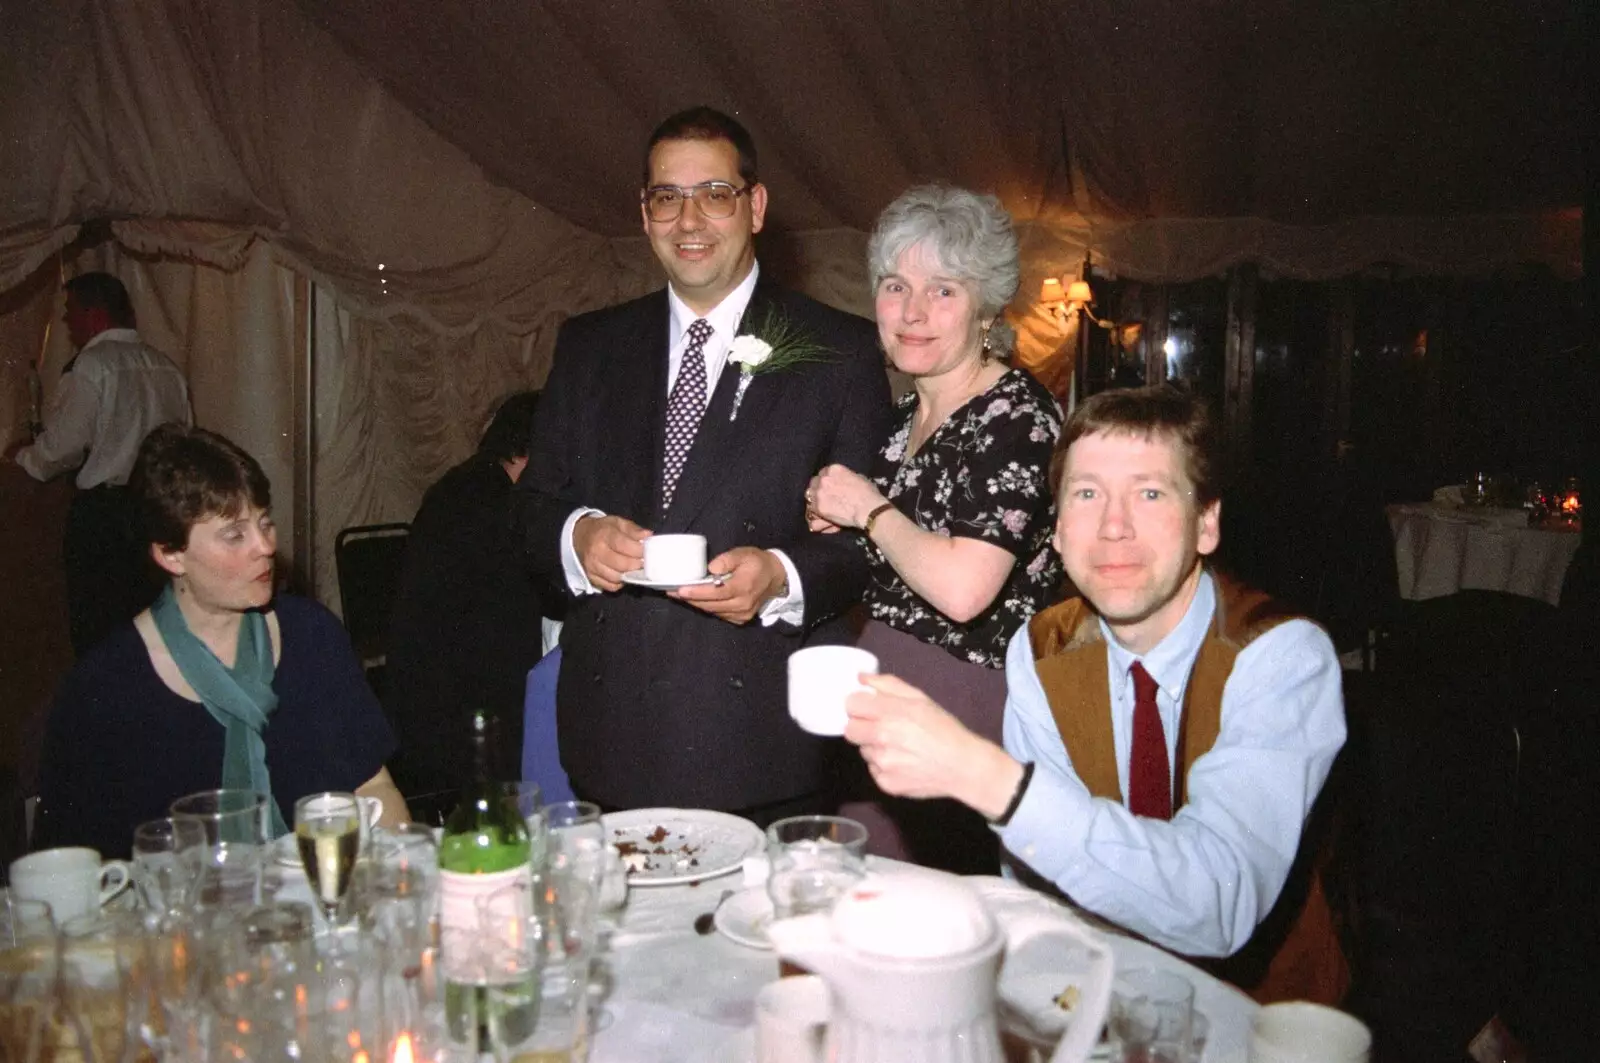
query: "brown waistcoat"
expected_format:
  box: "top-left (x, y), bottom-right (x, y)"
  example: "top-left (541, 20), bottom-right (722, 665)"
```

top-left (1025, 570), bottom-right (1348, 1006)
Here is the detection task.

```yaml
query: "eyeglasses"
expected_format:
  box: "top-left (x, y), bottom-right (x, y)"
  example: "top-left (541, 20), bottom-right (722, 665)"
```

top-left (641, 180), bottom-right (754, 222)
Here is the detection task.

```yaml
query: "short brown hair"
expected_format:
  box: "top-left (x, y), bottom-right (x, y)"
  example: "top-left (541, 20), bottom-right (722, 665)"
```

top-left (131, 423), bottom-right (272, 551)
top-left (643, 106), bottom-right (759, 188)
top-left (1050, 385), bottom-right (1222, 507)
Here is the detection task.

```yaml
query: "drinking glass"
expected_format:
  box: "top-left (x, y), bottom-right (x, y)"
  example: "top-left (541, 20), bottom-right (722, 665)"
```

top-left (363, 822), bottom-right (440, 904)
top-left (765, 815), bottom-right (869, 919)
top-left (1108, 968), bottom-right (1194, 1063)
top-left (60, 909), bottom-right (155, 1063)
top-left (542, 800), bottom-right (627, 914)
top-left (506, 782), bottom-right (548, 870)
top-left (478, 868), bottom-right (597, 1063)
top-left (0, 893), bottom-right (59, 1063)
top-left (293, 792), bottom-right (363, 930)
top-left (170, 789), bottom-right (272, 909)
top-left (132, 817), bottom-right (206, 916)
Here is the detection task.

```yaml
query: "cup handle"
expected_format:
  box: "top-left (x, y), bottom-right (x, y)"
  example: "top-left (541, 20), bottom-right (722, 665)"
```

top-left (1001, 912), bottom-right (1116, 1063)
top-left (99, 860), bottom-right (134, 905)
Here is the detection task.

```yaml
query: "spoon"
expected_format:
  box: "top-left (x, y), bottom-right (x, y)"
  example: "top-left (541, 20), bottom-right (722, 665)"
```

top-left (694, 889), bottom-right (736, 935)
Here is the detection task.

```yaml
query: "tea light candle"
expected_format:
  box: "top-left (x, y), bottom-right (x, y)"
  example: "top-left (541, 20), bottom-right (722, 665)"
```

top-left (390, 1032), bottom-right (415, 1063)
top-left (1561, 492), bottom-right (1581, 515)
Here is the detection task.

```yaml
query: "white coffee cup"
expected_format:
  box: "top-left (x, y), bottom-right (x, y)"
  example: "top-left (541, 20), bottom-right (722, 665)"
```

top-left (1250, 1001), bottom-right (1372, 1063)
top-left (642, 534), bottom-right (708, 583)
top-left (787, 646), bottom-right (878, 736)
top-left (9, 847), bottom-right (133, 923)
top-left (755, 974), bottom-right (829, 1063)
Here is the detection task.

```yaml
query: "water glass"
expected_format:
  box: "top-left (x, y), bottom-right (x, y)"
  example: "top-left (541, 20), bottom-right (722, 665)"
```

top-left (132, 817), bottom-right (206, 916)
top-left (364, 823), bottom-right (440, 903)
top-left (0, 892), bottom-right (60, 1063)
top-left (477, 870), bottom-right (597, 1063)
top-left (543, 801), bottom-right (627, 914)
top-left (60, 909), bottom-right (155, 1063)
top-left (170, 789), bottom-right (273, 908)
top-left (765, 816), bottom-right (869, 919)
top-left (1109, 968), bottom-right (1194, 1063)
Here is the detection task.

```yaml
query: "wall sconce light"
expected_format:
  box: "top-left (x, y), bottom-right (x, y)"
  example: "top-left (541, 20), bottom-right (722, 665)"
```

top-left (1041, 270), bottom-right (1113, 332)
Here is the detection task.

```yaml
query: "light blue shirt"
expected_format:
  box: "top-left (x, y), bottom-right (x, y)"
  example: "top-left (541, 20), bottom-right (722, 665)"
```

top-left (995, 570), bottom-right (1346, 957)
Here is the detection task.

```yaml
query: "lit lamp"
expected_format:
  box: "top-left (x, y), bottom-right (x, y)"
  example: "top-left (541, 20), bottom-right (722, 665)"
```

top-left (1559, 479), bottom-right (1581, 522)
top-left (1040, 274), bottom-right (1112, 330)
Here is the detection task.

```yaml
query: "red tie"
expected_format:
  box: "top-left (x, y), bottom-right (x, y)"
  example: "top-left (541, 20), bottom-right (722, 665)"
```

top-left (1128, 662), bottom-right (1173, 820)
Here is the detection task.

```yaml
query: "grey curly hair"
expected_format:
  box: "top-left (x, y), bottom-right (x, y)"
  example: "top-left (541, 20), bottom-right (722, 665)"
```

top-left (866, 184), bottom-right (1020, 357)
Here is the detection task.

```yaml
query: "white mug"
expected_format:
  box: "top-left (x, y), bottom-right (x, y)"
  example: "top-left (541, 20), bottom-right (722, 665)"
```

top-left (1250, 1001), bottom-right (1372, 1063)
top-left (787, 646), bottom-right (878, 736)
top-left (642, 534), bottom-right (707, 583)
top-left (9, 847), bottom-right (133, 923)
top-left (755, 974), bottom-right (829, 1063)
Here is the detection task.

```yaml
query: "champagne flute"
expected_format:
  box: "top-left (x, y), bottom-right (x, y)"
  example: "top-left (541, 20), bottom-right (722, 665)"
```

top-left (294, 792), bottom-right (362, 932)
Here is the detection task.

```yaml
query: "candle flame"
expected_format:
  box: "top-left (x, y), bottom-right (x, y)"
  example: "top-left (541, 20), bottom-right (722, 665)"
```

top-left (390, 1032), bottom-right (415, 1063)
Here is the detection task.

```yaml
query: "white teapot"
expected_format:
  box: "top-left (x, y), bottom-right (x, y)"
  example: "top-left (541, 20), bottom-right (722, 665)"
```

top-left (765, 873), bottom-right (1113, 1063)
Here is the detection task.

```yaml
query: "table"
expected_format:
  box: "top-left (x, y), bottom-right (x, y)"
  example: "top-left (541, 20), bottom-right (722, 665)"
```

top-left (585, 860), bottom-right (1260, 1063)
top-left (271, 853), bottom-right (1257, 1061)
top-left (1386, 503), bottom-right (1582, 606)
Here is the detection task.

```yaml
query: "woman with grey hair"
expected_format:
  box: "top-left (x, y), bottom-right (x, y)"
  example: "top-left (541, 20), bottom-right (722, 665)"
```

top-left (807, 184), bottom-right (1062, 873)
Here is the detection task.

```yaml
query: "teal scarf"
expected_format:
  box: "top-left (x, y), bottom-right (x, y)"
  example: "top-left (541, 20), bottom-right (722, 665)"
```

top-left (151, 584), bottom-right (290, 838)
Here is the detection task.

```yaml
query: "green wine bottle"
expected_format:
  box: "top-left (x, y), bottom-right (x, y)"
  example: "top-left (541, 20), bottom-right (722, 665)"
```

top-left (439, 710), bottom-right (537, 1054)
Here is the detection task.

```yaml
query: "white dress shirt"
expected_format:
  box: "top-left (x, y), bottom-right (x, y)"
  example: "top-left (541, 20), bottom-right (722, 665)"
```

top-left (15, 329), bottom-right (192, 488)
top-left (995, 570), bottom-right (1346, 957)
top-left (559, 263), bottom-right (805, 626)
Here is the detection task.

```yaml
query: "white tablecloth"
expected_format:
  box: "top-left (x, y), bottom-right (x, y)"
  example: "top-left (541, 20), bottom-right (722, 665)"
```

top-left (589, 859), bottom-right (1259, 1063)
top-left (271, 855), bottom-right (1257, 1061)
top-left (1386, 503), bottom-right (1581, 606)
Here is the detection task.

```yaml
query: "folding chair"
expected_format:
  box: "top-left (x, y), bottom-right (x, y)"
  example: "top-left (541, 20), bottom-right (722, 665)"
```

top-left (334, 523), bottom-right (410, 672)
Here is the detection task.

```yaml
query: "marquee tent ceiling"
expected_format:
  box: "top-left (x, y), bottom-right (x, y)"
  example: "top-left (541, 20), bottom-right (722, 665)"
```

top-left (298, 0), bottom-right (1584, 236)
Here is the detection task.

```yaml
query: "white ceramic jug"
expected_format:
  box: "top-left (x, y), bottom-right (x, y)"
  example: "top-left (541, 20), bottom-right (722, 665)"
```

top-left (766, 873), bottom-right (1113, 1063)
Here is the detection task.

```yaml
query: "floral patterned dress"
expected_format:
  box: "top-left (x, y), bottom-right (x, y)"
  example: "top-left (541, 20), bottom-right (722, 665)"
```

top-left (861, 367), bottom-right (1064, 668)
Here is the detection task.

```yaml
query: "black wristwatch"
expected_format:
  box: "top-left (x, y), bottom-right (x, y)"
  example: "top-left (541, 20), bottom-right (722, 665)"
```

top-left (991, 761), bottom-right (1035, 827)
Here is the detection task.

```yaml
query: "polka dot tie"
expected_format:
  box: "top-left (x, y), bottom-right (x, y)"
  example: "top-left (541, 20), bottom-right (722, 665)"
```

top-left (661, 318), bottom-right (713, 509)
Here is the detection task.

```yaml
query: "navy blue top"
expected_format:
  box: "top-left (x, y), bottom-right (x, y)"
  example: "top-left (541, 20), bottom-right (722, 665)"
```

top-left (35, 594), bottom-right (397, 859)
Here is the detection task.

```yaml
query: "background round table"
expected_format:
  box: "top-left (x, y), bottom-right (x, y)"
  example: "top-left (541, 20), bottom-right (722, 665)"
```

top-left (1386, 503), bottom-right (1581, 606)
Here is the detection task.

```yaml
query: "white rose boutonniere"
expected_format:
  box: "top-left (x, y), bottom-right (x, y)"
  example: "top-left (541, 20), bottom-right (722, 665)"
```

top-left (727, 305), bottom-right (830, 420)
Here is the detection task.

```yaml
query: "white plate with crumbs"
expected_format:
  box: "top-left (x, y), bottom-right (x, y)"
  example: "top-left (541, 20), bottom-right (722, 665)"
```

top-left (601, 808), bottom-right (764, 887)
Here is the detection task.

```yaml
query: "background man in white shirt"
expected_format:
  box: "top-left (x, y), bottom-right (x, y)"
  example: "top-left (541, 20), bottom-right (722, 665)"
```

top-left (843, 385), bottom-right (1349, 1003)
top-left (11, 272), bottom-right (192, 654)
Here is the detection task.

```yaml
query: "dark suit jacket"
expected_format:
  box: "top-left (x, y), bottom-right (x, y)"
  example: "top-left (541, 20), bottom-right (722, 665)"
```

top-left (516, 280), bottom-right (892, 810)
top-left (386, 456), bottom-right (549, 796)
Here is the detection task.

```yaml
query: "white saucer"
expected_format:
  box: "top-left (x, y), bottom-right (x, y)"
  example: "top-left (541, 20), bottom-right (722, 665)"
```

top-left (621, 570), bottom-right (722, 590)
top-left (714, 886), bottom-right (774, 950)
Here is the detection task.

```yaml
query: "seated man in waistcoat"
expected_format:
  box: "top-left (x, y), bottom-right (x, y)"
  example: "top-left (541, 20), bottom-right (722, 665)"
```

top-left (843, 385), bottom-right (1348, 1004)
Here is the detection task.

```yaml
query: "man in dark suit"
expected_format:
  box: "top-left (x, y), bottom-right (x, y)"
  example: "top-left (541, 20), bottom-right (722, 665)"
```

top-left (387, 392), bottom-right (552, 799)
top-left (516, 107), bottom-right (891, 822)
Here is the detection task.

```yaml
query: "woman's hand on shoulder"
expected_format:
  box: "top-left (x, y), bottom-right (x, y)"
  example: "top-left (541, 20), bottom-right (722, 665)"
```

top-left (808, 464), bottom-right (884, 531)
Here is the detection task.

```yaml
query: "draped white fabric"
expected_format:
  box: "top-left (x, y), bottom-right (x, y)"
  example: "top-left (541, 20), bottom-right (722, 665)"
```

top-left (0, 0), bottom-right (1582, 616)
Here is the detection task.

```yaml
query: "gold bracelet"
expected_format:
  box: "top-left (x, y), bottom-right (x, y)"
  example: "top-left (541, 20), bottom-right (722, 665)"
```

top-left (863, 502), bottom-right (896, 536)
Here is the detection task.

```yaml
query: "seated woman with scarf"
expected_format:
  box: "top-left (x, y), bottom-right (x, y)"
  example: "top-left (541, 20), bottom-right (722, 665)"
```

top-left (34, 423), bottom-right (407, 858)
